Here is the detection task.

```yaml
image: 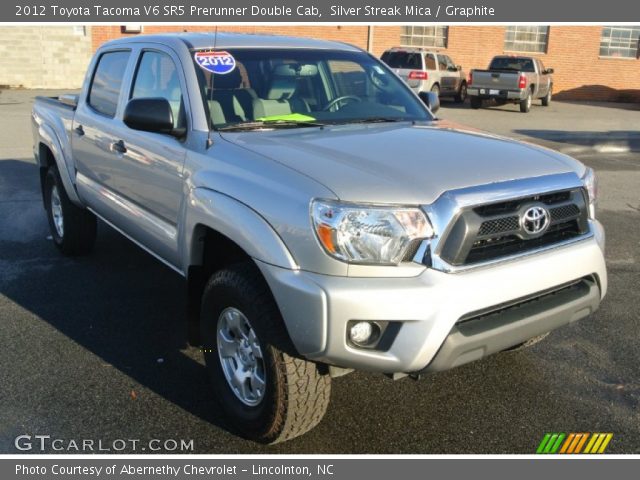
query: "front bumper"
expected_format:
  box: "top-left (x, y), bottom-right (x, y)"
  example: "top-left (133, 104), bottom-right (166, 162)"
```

top-left (257, 221), bottom-right (607, 374)
top-left (467, 87), bottom-right (525, 100)
top-left (423, 276), bottom-right (599, 372)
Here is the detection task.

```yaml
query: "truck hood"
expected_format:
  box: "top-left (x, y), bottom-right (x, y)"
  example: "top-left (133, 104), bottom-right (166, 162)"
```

top-left (221, 121), bottom-right (581, 204)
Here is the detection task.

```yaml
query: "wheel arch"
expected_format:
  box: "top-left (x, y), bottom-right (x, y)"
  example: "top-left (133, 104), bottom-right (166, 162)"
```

top-left (182, 188), bottom-right (298, 346)
top-left (36, 127), bottom-right (82, 207)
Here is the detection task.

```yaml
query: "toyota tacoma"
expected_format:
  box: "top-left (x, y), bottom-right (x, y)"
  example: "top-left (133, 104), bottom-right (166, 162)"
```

top-left (32, 33), bottom-right (606, 443)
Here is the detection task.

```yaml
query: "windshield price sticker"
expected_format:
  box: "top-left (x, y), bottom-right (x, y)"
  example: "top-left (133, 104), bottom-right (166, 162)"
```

top-left (194, 51), bottom-right (236, 74)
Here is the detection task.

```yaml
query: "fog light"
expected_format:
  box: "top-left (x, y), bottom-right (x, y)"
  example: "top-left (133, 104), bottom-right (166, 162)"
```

top-left (349, 321), bottom-right (374, 345)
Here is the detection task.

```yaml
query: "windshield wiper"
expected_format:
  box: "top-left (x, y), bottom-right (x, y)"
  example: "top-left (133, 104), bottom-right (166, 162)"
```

top-left (217, 119), bottom-right (325, 131)
top-left (335, 117), bottom-right (409, 125)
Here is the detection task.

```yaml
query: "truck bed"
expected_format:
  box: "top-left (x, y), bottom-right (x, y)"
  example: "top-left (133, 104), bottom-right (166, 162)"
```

top-left (31, 95), bottom-right (77, 172)
top-left (470, 69), bottom-right (522, 91)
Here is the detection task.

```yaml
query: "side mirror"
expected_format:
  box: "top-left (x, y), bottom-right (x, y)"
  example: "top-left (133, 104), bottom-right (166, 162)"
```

top-left (447, 66), bottom-right (458, 72)
top-left (418, 91), bottom-right (440, 114)
top-left (59, 94), bottom-right (79, 108)
top-left (545, 68), bottom-right (554, 74)
top-left (123, 98), bottom-right (176, 136)
top-left (457, 65), bottom-right (463, 71)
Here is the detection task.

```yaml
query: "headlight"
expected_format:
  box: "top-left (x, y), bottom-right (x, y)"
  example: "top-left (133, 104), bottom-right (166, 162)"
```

top-left (311, 200), bottom-right (434, 265)
top-left (582, 167), bottom-right (598, 218)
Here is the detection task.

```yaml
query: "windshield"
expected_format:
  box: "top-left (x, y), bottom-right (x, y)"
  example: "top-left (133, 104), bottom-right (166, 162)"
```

top-left (192, 48), bottom-right (432, 130)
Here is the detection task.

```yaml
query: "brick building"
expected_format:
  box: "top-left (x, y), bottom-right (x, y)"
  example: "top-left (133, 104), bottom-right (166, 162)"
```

top-left (1, 25), bottom-right (638, 101)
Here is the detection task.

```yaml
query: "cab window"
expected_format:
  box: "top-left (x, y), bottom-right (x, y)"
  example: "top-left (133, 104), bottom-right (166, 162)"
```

top-left (130, 51), bottom-right (186, 129)
top-left (425, 54), bottom-right (437, 70)
top-left (437, 55), bottom-right (447, 71)
top-left (88, 50), bottom-right (131, 117)
top-left (444, 56), bottom-right (456, 70)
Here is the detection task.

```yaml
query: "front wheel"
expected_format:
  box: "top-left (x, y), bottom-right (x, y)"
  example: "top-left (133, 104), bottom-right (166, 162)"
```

top-left (200, 263), bottom-right (331, 444)
top-left (542, 86), bottom-right (552, 106)
top-left (44, 166), bottom-right (96, 255)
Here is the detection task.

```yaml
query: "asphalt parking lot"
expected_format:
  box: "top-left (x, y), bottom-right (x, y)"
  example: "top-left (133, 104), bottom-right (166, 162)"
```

top-left (0, 90), bottom-right (638, 454)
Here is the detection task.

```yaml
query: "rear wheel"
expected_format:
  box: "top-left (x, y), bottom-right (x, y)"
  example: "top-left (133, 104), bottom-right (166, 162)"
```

top-left (430, 83), bottom-right (440, 96)
top-left (454, 83), bottom-right (467, 103)
top-left (520, 89), bottom-right (532, 113)
top-left (200, 262), bottom-right (331, 444)
top-left (470, 97), bottom-right (482, 109)
top-left (44, 166), bottom-right (96, 255)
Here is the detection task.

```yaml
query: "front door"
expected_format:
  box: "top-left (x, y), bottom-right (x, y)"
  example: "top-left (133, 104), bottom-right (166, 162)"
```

top-left (109, 47), bottom-right (189, 267)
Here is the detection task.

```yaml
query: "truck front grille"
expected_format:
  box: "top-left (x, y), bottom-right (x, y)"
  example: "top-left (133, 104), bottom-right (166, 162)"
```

top-left (466, 220), bottom-right (582, 264)
top-left (437, 188), bottom-right (590, 267)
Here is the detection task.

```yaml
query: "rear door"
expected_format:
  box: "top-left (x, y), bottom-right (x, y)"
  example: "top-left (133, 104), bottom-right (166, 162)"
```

top-left (424, 53), bottom-right (437, 90)
top-left (438, 55), bottom-right (459, 94)
top-left (73, 49), bottom-right (133, 204)
top-left (445, 55), bottom-right (462, 92)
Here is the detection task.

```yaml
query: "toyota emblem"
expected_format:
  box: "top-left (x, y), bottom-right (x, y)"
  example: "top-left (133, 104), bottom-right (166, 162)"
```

top-left (522, 206), bottom-right (550, 235)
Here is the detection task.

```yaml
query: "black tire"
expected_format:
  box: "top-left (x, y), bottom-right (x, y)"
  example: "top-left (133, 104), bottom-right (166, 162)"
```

top-left (454, 82), bottom-right (467, 103)
top-left (200, 262), bottom-right (331, 444)
top-left (503, 332), bottom-right (550, 352)
top-left (430, 83), bottom-right (440, 96)
top-left (542, 86), bottom-right (552, 106)
top-left (520, 89), bottom-right (532, 113)
top-left (470, 97), bottom-right (482, 109)
top-left (44, 166), bottom-right (96, 256)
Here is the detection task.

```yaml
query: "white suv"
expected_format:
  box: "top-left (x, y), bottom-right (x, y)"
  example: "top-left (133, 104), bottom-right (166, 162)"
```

top-left (381, 47), bottom-right (468, 102)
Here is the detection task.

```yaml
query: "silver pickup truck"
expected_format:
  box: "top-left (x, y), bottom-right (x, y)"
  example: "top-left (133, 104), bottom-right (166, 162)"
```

top-left (468, 55), bottom-right (554, 112)
top-left (32, 33), bottom-right (606, 444)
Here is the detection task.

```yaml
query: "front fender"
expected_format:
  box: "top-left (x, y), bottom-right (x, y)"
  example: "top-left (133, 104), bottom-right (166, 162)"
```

top-left (181, 187), bottom-right (298, 272)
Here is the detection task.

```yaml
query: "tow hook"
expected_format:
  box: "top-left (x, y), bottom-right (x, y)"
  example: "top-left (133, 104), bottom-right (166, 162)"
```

top-left (386, 372), bottom-right (421, 381)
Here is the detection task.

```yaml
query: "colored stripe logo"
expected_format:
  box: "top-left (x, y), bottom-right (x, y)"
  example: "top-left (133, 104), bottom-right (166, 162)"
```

top-left (537, 433), bottom-right (613, 454)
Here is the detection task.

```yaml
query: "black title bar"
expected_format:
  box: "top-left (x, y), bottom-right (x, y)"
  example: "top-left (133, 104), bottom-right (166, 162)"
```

top-left (6, 0), bottom-right (640, 22)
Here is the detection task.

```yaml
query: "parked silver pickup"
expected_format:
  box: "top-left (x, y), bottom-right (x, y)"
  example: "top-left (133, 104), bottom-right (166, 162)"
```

top-left (32, 33), bottom-right (605, 444)
top-left (468, 55), bottom-right (554, 112)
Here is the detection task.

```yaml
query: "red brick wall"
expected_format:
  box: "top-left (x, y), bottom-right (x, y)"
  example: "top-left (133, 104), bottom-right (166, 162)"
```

top-left (91, 25), bottom-right (640, 102)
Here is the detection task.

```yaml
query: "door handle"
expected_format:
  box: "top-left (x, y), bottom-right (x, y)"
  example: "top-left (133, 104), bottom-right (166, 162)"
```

top-left (74, 125), bottom-right (84, 136)
top-left (111, 140), bottom-right (127, 154)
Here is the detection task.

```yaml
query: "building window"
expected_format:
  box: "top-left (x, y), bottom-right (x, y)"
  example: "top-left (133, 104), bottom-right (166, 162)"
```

top-left (400, 26), bottom-right (448, 48)
top-left (600, 26), bottom-right (640, 58)
top-left (504, 26), bottom-right (549, 53)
